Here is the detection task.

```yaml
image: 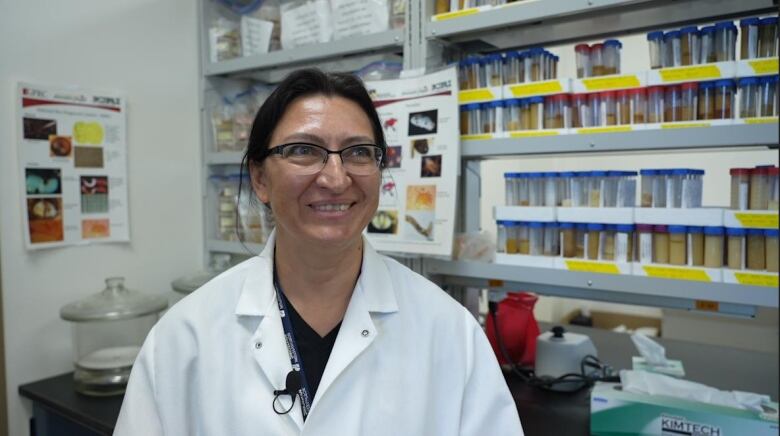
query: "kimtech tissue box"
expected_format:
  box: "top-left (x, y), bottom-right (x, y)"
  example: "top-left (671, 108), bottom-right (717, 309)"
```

top-left (591, 382), bottom-right (779, 436)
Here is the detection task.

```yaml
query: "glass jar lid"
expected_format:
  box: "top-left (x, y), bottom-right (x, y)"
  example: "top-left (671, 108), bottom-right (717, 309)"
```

top-left (171, 254), bottom-right (232, 294)
top-left (60, 277), bottom-right (168, 322)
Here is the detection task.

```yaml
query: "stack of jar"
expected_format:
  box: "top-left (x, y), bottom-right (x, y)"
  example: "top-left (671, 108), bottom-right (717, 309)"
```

top-left (574, 39), bottom-right (623, 78)
top-left (559, 222), bottom-right (635, 262)
top-left (639, 168), bottom-right (705, 208)
top-left (730, 165), bottom-right (779, 210)
top-left (496, 221), bottom-right (560, 256)
top-left (435, 0), bottom-right (513, 15)
top-left (739, 16), bottom-right (779, 60)
top-left (504, 171), bottom-right (637, 207)
top-left (635, 225), bottom-right (723, 268)
top-left (647, 22), bottom-right (737, 69)
top-left (738, 75), bottom-right (779, 118)
top-left (458, 48), bottom-right (560, 90)
top-left (725, 227), bottom-right (779, 273)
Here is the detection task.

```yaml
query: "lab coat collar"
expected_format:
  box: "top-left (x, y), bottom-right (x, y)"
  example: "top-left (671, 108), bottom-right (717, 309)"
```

top-left (234, 230), bottom-right (399, 317)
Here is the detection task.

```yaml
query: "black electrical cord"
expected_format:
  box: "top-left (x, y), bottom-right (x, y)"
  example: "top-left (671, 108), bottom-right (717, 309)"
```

top-left (488, 301), bottom-right (619, 391)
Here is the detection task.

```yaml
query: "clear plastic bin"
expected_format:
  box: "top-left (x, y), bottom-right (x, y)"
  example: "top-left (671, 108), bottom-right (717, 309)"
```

top-left (629, 88), bottom-right (647, 124)
top-left (575, 44), bottom-right (591, 78)
top-left (768, 166), bottom-right (779, 210)
top-left (680, 26), bottom-right (700, 66)
top-left (746, 228), bottom-right (766, 270)
top-left (561, 222), bottom-right (577, 258)
top-left (758, 17), bottom-right (778, 58)
top-left (505, 98), bottom-right (522, 131)
top-left (586, 223), bottom-right (604, 260)
top-left (726, 227), bottom-right (746, 270)
top-left (704, 226), bottom-right (725, 268)
top-left (740, 17), bottom-right (761, 60)
top-left (698, 81), bottom-right (716, 120)
top-left (591, 43), bottom-right (605, 76)
top-left (759, 75), bottom-right (778, 117)
top-left (715, 21), bottom-right (737, 62)
top-left (544, 222), bottom-right (559, 256)
top-left (527, 96), bottom-right (544, 130)
top-left (637, 224), bottom-right (654, 263)
top-left (749, 166), bottom-right (770, 210)
top-left (647, 86), bottom-right (664, 123)
top-left (664, 85), bottom-right (682, 122)
top-left (680, 82), bottom-right (698, 121)
top-left (713, 79), bottom-right (735, 119)
top-left (543, 172), bottom-right (560, 207)
top-left (559, 172), bottom-right (576, 207)
top-left (615, 224), bottom-right (635, 262)
top-left (528, 172), bottom-right (545, 206)
top-left (602, 39), bottom-right (622, 75)
top-left (573, 94), bottom-right (592, 128)
top-left (739, 77), bottom-right (761, 119)
top-left (601, 224), bottom-right (616, 261)
top-left (668, 225), bottom-right (688, 265)
top-left (505, 51), bottom-right (524, 85)
top-left (730, 167), bottom-right (751, 210)
top-left (653, 225), bottom-right (670, 264)
top-left (664, 31), bottom-right (681, 67)
top-left (682, 169), bottom-right (704, 208)
top-left (700, 26), bottom-right (717, 64)
top-left (647, 31), bottom-right (664, 69)
top-left (766, 228), bottom-right (779, 272)
top-left (544, 94), bottom-right (570, 129)
top-left (688, 226), bottom-right (705, 266)
top-left (529, 221), bottom-right (545, 256)
top-left (640, 169), bottom-right (657, 207)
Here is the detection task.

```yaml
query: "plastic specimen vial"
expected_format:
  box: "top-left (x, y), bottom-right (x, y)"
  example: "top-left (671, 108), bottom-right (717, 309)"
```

top-left (664, 31), bottom-right (681, 67)
top-left (460, 58), bottom-right (480, 90)
top-left (560, 222), bottom-right (577, 258)
top-left (481, 101), bottom-right (502, 133)
top-left (520, 98), bottom-right (532, 130)
top-left (758, 17), bottom-right (778, 58)
top-left (559, 171), bottom-right (575, 207)
top-left (700, 26), bottom-right (717, 63)
top-left (698, 81), bottom-right (716, 120)
top-left (587, 171), bottom-right (607, 207)
top-left (516, 173), bottom-right (530, 206)
top-left (730, 167), bottom-right (751, 210)
top-left (600, 224), bottom-right (616, 261)
top-left (459, 105), bottom-right (470, 134)
top-left (505, 98), bottom-right (522, 131)
top-left (637, 224), bottom-right (654, 263)
top-left (615, 224), bottom-right (634, 262)
top-left (544, 94), bottom-right (570, 129)
top-left (543, 172), bottom-right (559, 207)
top-left (739, 77), bottom-right (761, 119)
top-left (591, 43), bottom-right (605, 76)
top-left (653, 225), bottom-right (670, 264)
top-left (713, 79), bottom-right (735, 119)
top-left (668, 225), bottom-right (688, 266)
top-left (477, 57), bottom-right (489, 88)
top-left (504, 173), bottom-right (516, 206)
top-left (647, 86), bottom-right (665, 123)
top-left (544, 222), bottom-right (559, 256)
top-left (750, 166), bottom-right (770, 210)
top-left (759, 75), bottom-right (778, 117)
top-left (528, 172), bottom-right (545, 206)
top-left (680, 26), bottom-right (700, 66)
top-left (505, 51), bottom-right (523, 85)
top-left (572, 94), bottom-right (592, 128)
top-left (768, 166), bottom-right (779, 210)
top-left (766, 228), bottom-right (779, 272)
top-left (518, 222), bottom-right (530, 254)
top-left (529, 48), bottom-right (545, 82)
top-left (527, 96), bottom-right (544, 130)
top-left (575, 223), bottom-right (587, 258)
top-left (740, 17), bottom-right (761, 60)
top-left (680, 82), bottom-right (698, 121)
top-left (529, 221), bottom-right (545, 256)
top-left (688, 226), bottom-right (705, 266)
top-left (497, 220), bottom-right (509, 253)
top-left (602, 171), bottom-right (620, 207)
top-left (726, 227), bottom-right (746, 269)
top-left (586, 223), bottom-right (604, 260)
top-left (666, 168), bottom-right (687, 208)
top-left (463, 103), bottom-right (482, 135)
top-left (575, 44), bottom-right (591, 78)
top-left (601, 91), bottom-right (618, 126)
top-left (682, 169), bottom-right (704, 208)
top-left (552, 54), bottom-right (559, 79)
top-left (617, 171), bottom-right (637, 207)
top-left (589, 93), bottom-right (603, 126)
top-left (746, 228), bottom-right (766, 270)
top-left (628, 88), bottom-right (647, 124)
top-left (640, 169), bottom-right (657, 207)
top-left (654, 169), bottom-right (671, 208)
top-left (485, 53), bottom-right (504, 87)
top-left (714, 21), bottom-right (737, 62)
top-left (616, 90), bottom-right (631, 125)
top-left (647, 31), bottom-right (664, 69)
top-left (571, 171), bottom-right (588, 207)
top-left (664, 85), bottom-right (683, 122)
top-left (704, 226), bottom-right (725, 268)
top-left (602, 39), bottom-right (622, 75)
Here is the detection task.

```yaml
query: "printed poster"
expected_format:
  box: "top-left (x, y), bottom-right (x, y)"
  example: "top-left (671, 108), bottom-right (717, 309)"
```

top-left (17, 82), bottom-right (130, 249)
top-left (364, 67), bottom-right (459, 256)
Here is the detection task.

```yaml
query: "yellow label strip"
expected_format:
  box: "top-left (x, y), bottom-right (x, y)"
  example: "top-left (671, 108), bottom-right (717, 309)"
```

top-left (658, 65), bottom-right (722, 82)
top-left (643, 266), bottom-right (712, 282)
top-left (748, 58), bottom-right (779, 75)
top-left (460, 134), bottom-right (494, 141)
top-left (564, 260), bottom-right (621, 274)
top-left (432, 8), bottom-right (479, 21)
top-left (458, 89), bottom-right (496, 103)
top-left (734, 213), bottom-right (779, 229)
top-left (660, 122), bottom-right (711, 129)
top-left (577, 126), bottom-right (633, 134)
top-left (509, 130), bottom-right (560, 138)
top-left (581, 75), bottom-right (641, 91)
top-left (743, 117), bottom-right (779, 125)
top-left (734, 272), bottom-right (779, 287)
top-left (509, 81), bottom-right (564, 98)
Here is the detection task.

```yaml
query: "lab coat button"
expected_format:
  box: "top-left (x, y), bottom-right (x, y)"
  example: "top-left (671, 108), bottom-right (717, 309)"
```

top-left (361, 330), bottom-right (369, 337)
top-left (254, 341), bottom-right (262, 349)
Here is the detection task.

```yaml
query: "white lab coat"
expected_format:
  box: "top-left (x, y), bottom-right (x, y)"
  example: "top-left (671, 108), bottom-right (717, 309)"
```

top-left (114, 233), bottom-right (523, 435)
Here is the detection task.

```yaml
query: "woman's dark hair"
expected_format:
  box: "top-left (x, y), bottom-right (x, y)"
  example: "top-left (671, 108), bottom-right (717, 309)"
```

top-left (242, 68), bottom-right (387, 174)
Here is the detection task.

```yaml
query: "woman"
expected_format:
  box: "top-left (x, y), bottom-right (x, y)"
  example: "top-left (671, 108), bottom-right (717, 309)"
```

top-left (114, 69), bottom-right (523, 435)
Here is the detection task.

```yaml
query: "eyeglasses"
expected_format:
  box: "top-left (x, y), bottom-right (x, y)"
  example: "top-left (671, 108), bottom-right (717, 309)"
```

top-left (267, 143), bottom-right (384, 176)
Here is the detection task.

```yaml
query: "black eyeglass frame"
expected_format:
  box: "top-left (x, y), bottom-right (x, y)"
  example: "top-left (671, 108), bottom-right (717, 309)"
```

top-left (265, 142), bottom-right (384, 169)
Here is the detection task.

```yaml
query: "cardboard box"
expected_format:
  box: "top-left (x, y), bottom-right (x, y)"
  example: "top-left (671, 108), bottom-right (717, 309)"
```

top-left (564, 309), bottom-right (662, 336)
top-left (591, 382), bottom-right (779, 436)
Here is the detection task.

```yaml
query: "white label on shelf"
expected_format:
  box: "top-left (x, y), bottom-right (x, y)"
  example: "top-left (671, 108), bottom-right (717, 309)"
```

top-left (331, 0), bottom-right (389, 40)
top-left (240, 17), bottom-right (274, 56)
top-left (280, 0), bottom-right (333, 50)
top-left (639, 233), bottom-right (653, 263)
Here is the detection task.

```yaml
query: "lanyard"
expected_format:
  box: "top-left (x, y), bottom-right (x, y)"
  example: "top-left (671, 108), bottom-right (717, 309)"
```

top-left (273, 267), bottom-right (313, 421)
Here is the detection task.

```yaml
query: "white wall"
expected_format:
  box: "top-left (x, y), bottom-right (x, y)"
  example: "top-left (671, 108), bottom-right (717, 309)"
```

top-left (0, 1), bottom-right (202, 434)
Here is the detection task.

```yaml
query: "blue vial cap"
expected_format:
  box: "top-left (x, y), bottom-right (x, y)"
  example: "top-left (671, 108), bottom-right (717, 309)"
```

top-left (543, 172), bottom-right (560, 177)
top-left (616, 224), bottom-right (635, 233)
top-left (701, 26), bottom-right (716, 34)
top-left (545, 222), bottom-right (558, 228)
top-left (647, 31), bottom-right (664, 41)
top-left (576, 223), bottom-right (588, 230)
top-left (559, 222), bottom-right (575, 229)
top-left (746, 228), bottom-right (765, 236)
top-left (590, 170), bottom-right (608, 177)
top-left (761, 75), bottom-right (779, 84)
top-left (607, 170), bottom-right (623, 177)
top-left (689, 169), bottom-right (705, 175)
top-left (604, 39), bottom-right (622, 48)
top-left (739, 77), bottom-right (761, 86)
top-left (527, 96), bottom-right (544, 104)
top-left (640, 169), bottom-right (658, 176)
top-left (623, 170), bottom-right (638, 176)
top-left (486, 53), bottom-right (503, 62)
top-left (726, 227), bottom-right (747, 236)
top-left (672, 168), bottom-right (689, 176)
top-left (506, 50), bottom-right (523, 59)
top-left (487, 100), bottom-right (504, 108)
top-left (760, 17), bottom-right (778, 25)
top-left (740, 17), bottom-right (761, 26)
top-left (664, 30), bottom-right (681, 39)
top-left (680, 26), bottom-right (699, 34)
top-left (505, 98), bottom-right (522, 106)
top-left (715, 21), bottom-right (736, 29)
top-left (553, 55), bottom-right (560, 61)
top-left (497, 220), bottom-right (515, 226)
top-left (515, 172), bottom-right (531, 178)
top-left (605, 224), bottom-right (618, 231)
top-left (766, 228), bottom-right (779, 237)
top-left (688, 226), bottom-right (704, 234)
top-left (668, 225), bottom-right (687, 234)
top-left (529, 47), bottom-right (546, 55)
top-left (587, 223), bottom-right (605, 231)
top-left (703, 226), bottom-right (724, 236)
top-left (657, 169), bottom-right (675, 175)
top-left (559, 171), bottom-right (576, 178)
top-left (715, 79), bottom-right (736, 88)
top-left (464, 103), bottom-right (481, 111)
top-left (503, 172), bottom-right (516, 178)
top-left (529, 221), bottom-right (545, 228)
top-left (699, 80), bottom-right (716, 89)
top-left (528, 172), bottom-right (544, 179)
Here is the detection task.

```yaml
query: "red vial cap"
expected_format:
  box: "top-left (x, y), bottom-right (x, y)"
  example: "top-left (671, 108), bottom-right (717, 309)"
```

top-left (768, 167), bottom-right (780, 176)
top-left (729, 168), bottom-right (752, 176)
top-left (591, 43), bottom-right (604, 50)
top-left (681, 82), bottom-right (699, 90)
top-left (575, 44), bottom-right (591, 53)
top-left (547, 93), bottom-right (571, 102)
top-left (627, 88), bottom-right (646, 96)
top-left (654, 225), bottom-right (668, 233)
top-left (600, 90), bottom-right (617, 97)
top-left (647, 85), bottom-right (665, 93)
top-left (636, 224), bottom-right (654, 232)
top-left (751, 167), bottom-right (771, 176)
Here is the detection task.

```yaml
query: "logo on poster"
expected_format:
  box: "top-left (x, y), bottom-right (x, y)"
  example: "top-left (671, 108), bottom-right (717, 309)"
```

top-left (431, 80), bottom-right (451, 91)
top-left (94, 96), bottom-right (121, 105)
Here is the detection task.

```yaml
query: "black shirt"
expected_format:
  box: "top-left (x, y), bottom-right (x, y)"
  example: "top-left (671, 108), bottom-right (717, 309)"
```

top-left (280, 291), bottom-right (341, 400)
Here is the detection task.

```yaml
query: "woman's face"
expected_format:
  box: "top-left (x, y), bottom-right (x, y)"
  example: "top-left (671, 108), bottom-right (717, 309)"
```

top-left (251, 95), bottom-right (381, 250)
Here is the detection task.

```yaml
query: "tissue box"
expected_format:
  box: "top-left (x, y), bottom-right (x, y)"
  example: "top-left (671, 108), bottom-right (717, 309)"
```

top-left (591, 382), bottom-right (779, 436)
